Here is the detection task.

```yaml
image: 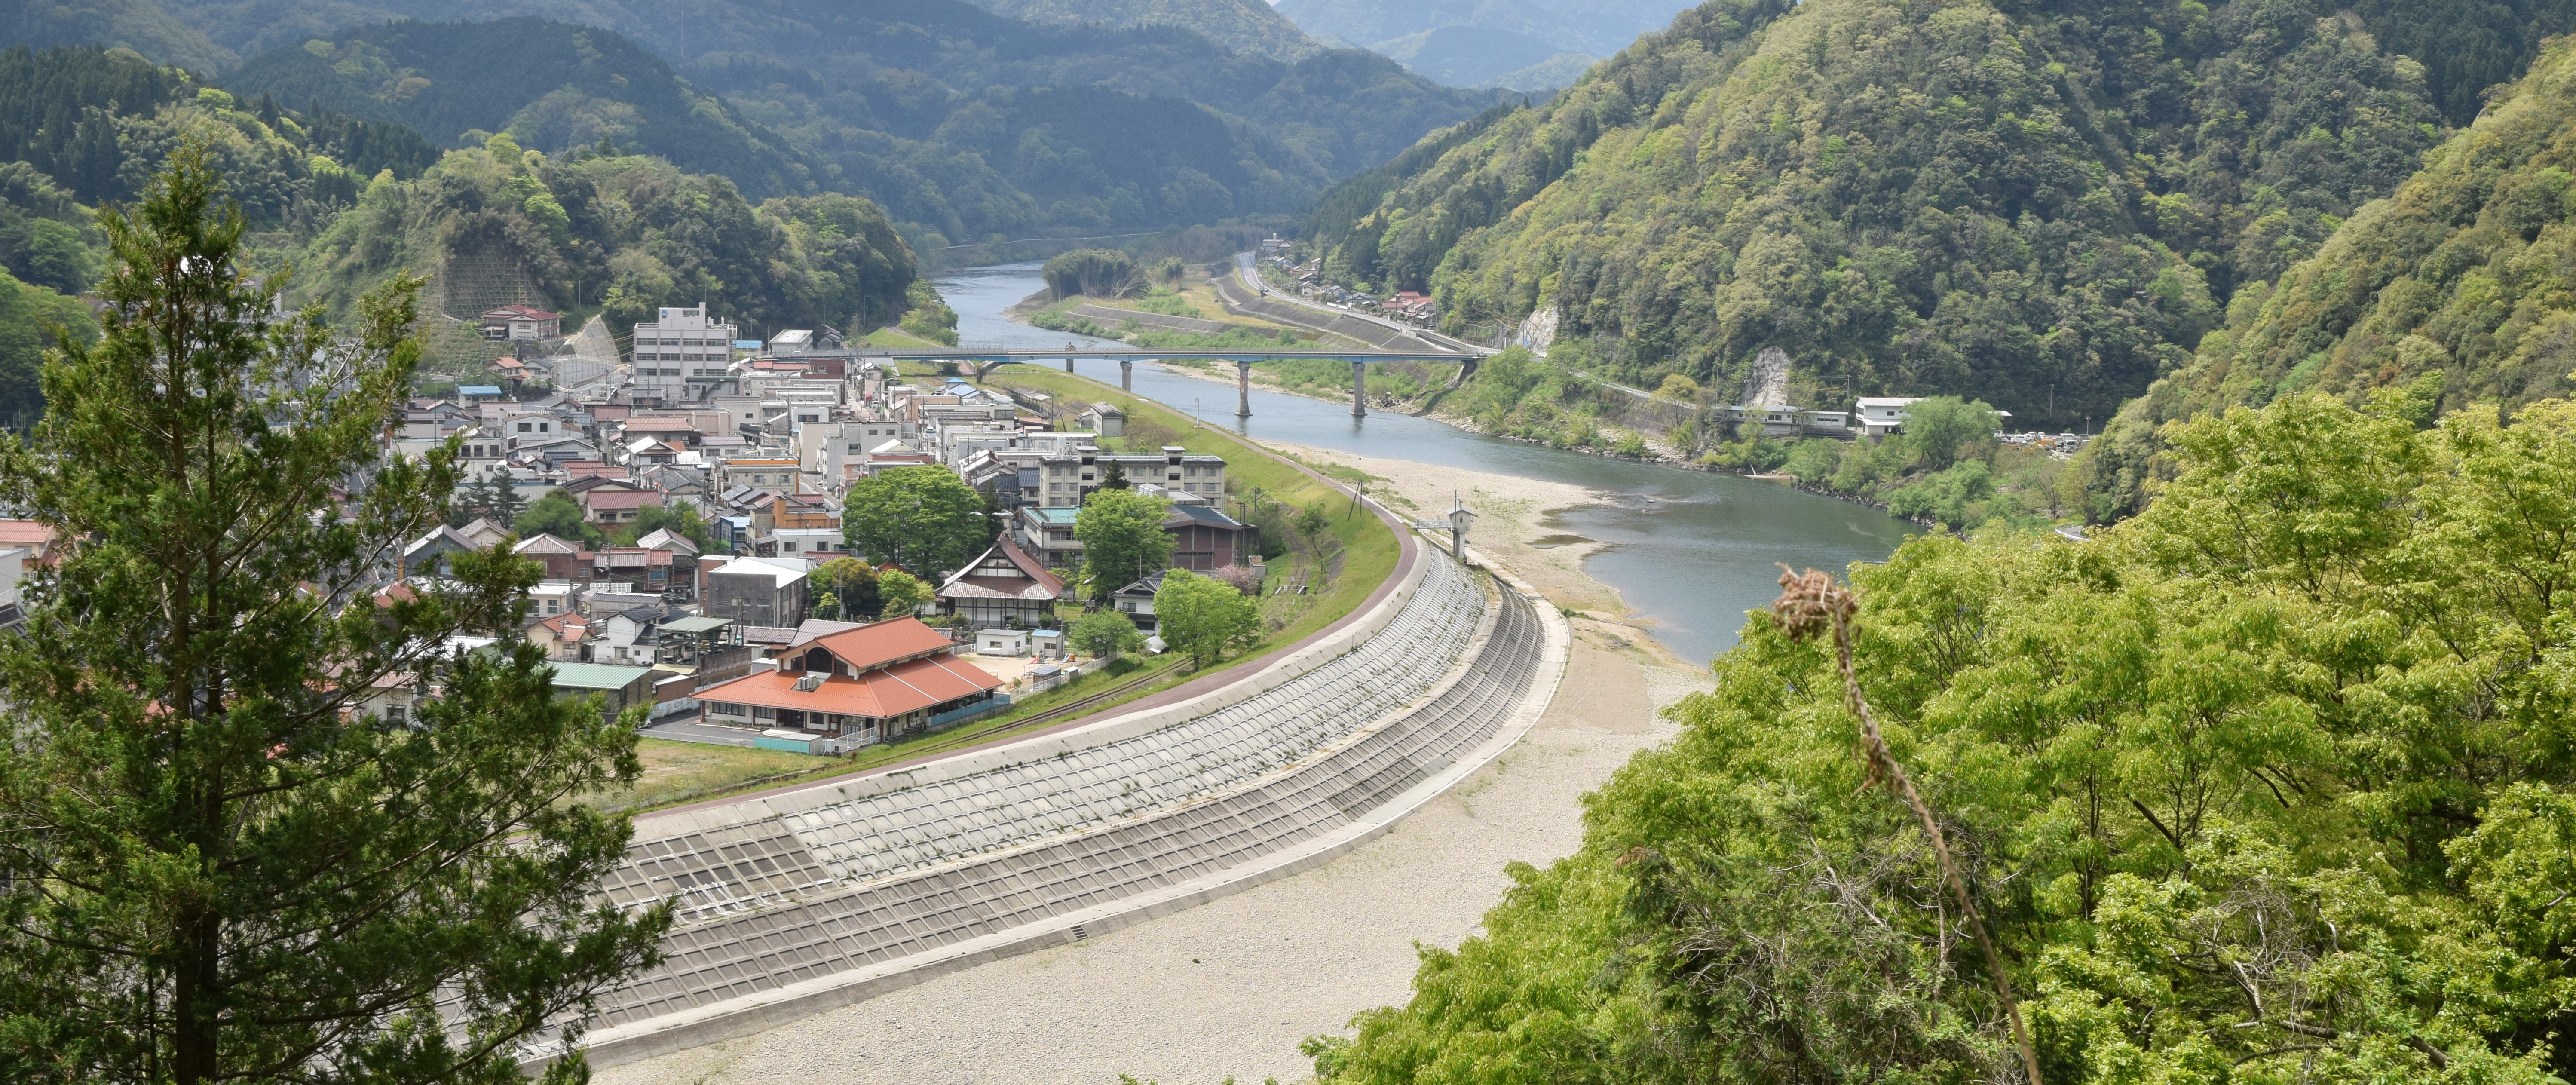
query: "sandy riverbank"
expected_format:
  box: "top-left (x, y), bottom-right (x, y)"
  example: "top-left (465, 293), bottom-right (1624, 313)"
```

top-left (598, 455), bottom-right (1702, 1085)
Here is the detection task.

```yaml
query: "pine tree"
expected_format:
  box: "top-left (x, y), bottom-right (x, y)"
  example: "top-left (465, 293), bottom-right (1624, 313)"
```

top-left (0, 145), bottom-right (663, 1083)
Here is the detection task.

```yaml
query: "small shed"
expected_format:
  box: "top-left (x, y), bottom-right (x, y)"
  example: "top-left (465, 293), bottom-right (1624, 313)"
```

top-left (546, 662), bottom-right (659, 721)
top-left (1024, 664), bottom-right (1066, 694)
top-left (1031, 628), bottom-right (1065, 660)
top-left (976, 628), bottom-right (1031, 656)
top-left (1080, 402), bottom-right (1126, 437)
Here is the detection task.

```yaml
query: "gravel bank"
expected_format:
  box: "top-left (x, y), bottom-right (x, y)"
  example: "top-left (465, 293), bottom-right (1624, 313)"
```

top-left (599, 454), bottom-right (1702, 1085)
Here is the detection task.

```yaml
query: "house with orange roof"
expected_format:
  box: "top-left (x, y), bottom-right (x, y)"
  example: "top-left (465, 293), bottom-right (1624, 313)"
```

top-left (528, 611), bottom-right (593, 662)
top-left (695, 616), bottom-right (1005, 744)
top-left (0, 520), bottom-right (61, 566)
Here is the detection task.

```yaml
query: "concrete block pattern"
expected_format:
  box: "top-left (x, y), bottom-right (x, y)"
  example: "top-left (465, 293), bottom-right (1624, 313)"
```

top-left (574, 557), bottom-right (1543, 1051)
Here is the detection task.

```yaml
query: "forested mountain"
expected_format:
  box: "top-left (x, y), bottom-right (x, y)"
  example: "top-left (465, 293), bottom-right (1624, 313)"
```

top-left (1314, 0), bottom-right (2449, 429)
top-left (0, 43), bottom-right (436, 420)
top-left (0, 0), bottom-right (230, 72)
top-left (5, 0), bottom-right (1506, 248)
top-left (296, 135), bottom-right (915, 343)
top-left (224, 19), bottom-right (822, 200)
top-left (958, 0), bottom-right (1324, 61)
top-left (2077, 32), bottom-right (2576, 520)
top-left (1278, 0), bottom-right (1698, 64)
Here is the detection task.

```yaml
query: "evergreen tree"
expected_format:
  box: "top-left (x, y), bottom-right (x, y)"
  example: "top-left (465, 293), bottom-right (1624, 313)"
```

top-left (0, 146), bottom-right (663, 1083)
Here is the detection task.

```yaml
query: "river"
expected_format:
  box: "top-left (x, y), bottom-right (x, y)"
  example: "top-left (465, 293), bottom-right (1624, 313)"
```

top-left (931, 262), bottom-right (1919, 668)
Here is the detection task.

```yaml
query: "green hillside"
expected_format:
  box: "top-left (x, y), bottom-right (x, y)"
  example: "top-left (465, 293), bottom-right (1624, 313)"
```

top-left (1314, 0), bottom-right (2449, 429)
top-left (224, 19), bottom-right (822, 201)
top-left (2079, 32), bottom-right (2576, 521)
top-left (0, 265), bottom-right (95, 425)
top-left (960, 0), bottom-right (1324, 61)
top-left (295, 135), bottom-right (915, 349)
top-left (0, 0), bottom-right (232, 72)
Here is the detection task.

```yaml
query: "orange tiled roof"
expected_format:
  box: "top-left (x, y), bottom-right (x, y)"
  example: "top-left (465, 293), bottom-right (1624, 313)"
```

top-left (695, 654), bottom-right (1000, 719)
top-left (806, 616), bottom-right (956, 671)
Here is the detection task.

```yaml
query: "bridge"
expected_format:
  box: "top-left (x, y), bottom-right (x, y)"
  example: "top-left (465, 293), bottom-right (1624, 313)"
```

top-left (868, 347), bottom-right (1489, 417)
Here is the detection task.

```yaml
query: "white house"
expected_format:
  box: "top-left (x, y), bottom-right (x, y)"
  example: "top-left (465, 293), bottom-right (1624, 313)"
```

top-left (1853, 397), bottom-right (1924, 438)
top-left (975, 628), bottom-right (1030, 656)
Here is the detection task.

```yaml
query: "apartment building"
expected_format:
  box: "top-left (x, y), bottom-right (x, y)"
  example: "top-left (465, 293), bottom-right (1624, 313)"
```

top-left (628, 303), bottom-right (736, 402)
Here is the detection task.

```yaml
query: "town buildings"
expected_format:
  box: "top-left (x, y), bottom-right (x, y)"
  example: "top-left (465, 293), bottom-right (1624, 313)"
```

top-left (367, 297), bottom-right (1291, 754)
top-left (628, 303), bottom-right (737, 404)
top-left (695, 618), bottom-right (1004, 744)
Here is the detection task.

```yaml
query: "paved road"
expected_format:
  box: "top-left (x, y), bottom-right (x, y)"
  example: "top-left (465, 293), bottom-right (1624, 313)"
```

top-left (1227, 253), bottom-right (1484, 355)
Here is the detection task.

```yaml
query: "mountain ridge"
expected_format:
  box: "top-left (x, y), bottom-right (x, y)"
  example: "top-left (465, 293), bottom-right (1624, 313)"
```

top-left (1311, 0), bottom-right (2449, 429)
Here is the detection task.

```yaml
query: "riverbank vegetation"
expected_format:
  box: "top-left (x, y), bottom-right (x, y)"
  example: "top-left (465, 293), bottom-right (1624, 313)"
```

top-left (1314, 387), bottom-right (2576, 1084)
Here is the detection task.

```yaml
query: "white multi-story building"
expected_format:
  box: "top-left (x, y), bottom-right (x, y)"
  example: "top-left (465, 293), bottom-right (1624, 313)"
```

top-left (629, 303), bottom-right (736, 403)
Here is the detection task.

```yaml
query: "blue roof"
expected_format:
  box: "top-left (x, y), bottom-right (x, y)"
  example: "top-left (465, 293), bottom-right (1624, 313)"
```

top-left (732, 339), bottom-right (761, 349)
top-left (459, 385), bottom-right (502, 396)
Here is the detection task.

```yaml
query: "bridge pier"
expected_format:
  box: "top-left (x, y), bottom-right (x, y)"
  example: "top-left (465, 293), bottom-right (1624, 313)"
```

top-left (1121, 360), bottom-right (1133, 392)
top-left (1235, 361), bottom-right (1252, 417)
top-left (1063, 355), bottom-right (1074, 373)
top-left (1445, 356), bottom-right (1480, 390)
top-left (1351, 360), bottom-right (1367, 418)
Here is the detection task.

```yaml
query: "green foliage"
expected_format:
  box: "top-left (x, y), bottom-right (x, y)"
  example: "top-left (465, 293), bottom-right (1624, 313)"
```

top-left (1043, 248), bottom-right (1142, 300)
top-left (1324, 390), bottom-right (2576, 1085)
top-left (968, 0), bottom-right (1326, 61)
top-left (812, 556), bottom-right (881, 620)
top-left (898, 279), bottom-right (959, 344)
top-left (0, 191), bottom-right (102, 297)
top-left (0, 0), bottom-right (233, 75)
top-left (1152, 567), bottom-right (1258, 666)
top-left (1439, 345), bottom-right (1611, 447)
top-left (0, 267), bottom-right (95, 427)
top-left (227, 19), bottom-right (823, 201)
top-left (514, 487), bottom-right (603, 548)
top-left (1317, 0), bottom-right (2447, 428)
top-left (447, 470), bottom-right (525, 528)
top-left (876, 568), bottom-right (932, 619)
top-left (1066, 607), bottom-right (1144, 659)
top-left (0, 43), bottom-right (438, 221)
top-left (842, 465), bottom-right (991, 579)
top-left (1893, 395), bottom-right (1999, 471)
top-left (2084, 32), bottom-right (2576, 521)
top-left (2341, 0), bottom-right (2576, 125)
top-left (1883, 457), bottom-right (1994, 529)
top-left (1076, 488), bottom-right (1174, 601)
top-left (0, 145), bottom-right (659, 1082)
top-left (1293, 499), bottom-right (1330, 537)
top-left (295, 141), bottom-right (915, 343)
top-left (614, 499), bottom-right (710, 549)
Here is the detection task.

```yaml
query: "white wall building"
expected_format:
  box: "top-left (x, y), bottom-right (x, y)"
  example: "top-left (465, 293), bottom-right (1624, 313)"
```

top-left (629, 303), bottom-right (737, 403)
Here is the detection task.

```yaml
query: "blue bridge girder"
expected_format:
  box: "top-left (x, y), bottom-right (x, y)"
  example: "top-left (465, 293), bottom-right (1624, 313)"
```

top-left (873, 348), bottom-right (1488, 365)
top-left (879, 347), bottom-right (1489, 418)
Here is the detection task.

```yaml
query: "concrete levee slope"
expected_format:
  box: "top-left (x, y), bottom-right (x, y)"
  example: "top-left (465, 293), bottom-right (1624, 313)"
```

top-left (562, 541), bottom-right (1570, 1070)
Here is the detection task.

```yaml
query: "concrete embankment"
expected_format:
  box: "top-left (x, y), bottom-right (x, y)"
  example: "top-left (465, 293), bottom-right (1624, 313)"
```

top-left (598, 454), bottom-right (1699, 1085)
top-left (569, 511), bottom-right (1570, 1071)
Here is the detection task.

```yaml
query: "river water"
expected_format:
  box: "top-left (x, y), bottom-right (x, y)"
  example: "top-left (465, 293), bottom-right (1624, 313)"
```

top-left (931, 262), bottom-right (1919, 668)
